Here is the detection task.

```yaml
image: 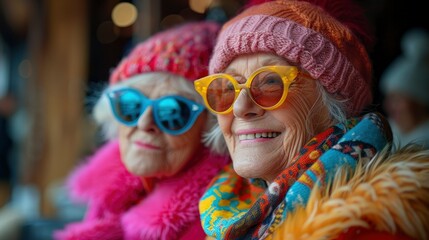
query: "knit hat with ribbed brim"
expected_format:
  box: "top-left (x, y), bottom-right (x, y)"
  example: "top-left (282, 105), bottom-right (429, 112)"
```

top-left (110, 21), bottom-right (220, 85)
top-left (209, 0), bottom-right (373, 117)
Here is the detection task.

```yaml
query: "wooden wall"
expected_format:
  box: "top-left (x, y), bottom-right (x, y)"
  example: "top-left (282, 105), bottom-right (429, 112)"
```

top-left (24, 0), bottom-right (88, 217)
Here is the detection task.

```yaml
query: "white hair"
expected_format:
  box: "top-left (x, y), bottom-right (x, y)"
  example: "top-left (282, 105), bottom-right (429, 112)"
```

top-left (307, 82), bottom-right (348, 134)
top-left (203, 81), bottom-right (348, 155)
top-left (92, 73), bottom-right (217, 146)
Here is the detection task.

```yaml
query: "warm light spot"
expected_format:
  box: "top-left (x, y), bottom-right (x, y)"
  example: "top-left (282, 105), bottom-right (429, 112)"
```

top-left (112, 2), bottom-right (138, 27)
top-left (189, 0), bottom-right (213, 14)
top-left (160, 14), bottom-right (185, 29)
top-left (18, 59), bottom-right (32, 78)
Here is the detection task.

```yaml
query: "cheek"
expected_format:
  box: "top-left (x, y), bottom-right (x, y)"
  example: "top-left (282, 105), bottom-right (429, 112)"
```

top-left (282, 128), bottom-right (307, 163)
top-left (168, 113), bottom-right (206, 149)
top-left (162, 115), bottom-right (206, 174)
top-left (166, 132), bottom-right (201, 150)
top-left (278, 91), bottom-right (326, 156)
top-left (217, 114), bottom-right (230, 130)
top-left (286, 83), bottom-right (330, 134)
top-left (118, 126), bottom-right (133, 159)
top-left (279, 108), bottom-right (309, 158)
top-left (284, 95), bottom-right (313, 132)
top-left (217, 114), bottom-right (234, 146)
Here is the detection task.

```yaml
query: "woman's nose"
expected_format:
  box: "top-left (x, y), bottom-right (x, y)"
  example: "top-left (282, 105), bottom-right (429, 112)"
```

top-left (233, 89), bottom-right (265, 118)
top-left (137, 106), bottom-right (160, 134)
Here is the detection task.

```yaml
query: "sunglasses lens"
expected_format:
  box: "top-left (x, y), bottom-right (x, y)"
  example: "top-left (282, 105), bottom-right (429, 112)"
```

top-left (250, 71), bottom-right (284, 108)
top-left (157, 97), bottom-right (191, 131)
top-left (113, 90), bottom-right (143, 124)
top-left (207, 77), bottom-right (235, 112)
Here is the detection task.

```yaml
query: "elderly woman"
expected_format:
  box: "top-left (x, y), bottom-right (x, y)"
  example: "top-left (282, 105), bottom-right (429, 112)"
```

top-left (195, 0), bottom-right (429, 239)
top-left (54, 21), bottom-right (229, 240)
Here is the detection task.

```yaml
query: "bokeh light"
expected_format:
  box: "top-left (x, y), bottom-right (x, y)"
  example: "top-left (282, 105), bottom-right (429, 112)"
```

top-left (112, 2), bottom-right (138, 27)
top-left (189, 0), bottom-right (213, 14)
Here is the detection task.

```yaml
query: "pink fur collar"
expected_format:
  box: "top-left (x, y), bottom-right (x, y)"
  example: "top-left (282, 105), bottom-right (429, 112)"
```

top-left (55, 140), bottom-right (230, 240)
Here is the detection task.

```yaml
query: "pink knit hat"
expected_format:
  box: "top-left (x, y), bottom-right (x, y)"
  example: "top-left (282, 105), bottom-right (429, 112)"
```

top-left (110, 21), bottom-right (220, 85)
top-left (210, 0), bottom-right (373, 117)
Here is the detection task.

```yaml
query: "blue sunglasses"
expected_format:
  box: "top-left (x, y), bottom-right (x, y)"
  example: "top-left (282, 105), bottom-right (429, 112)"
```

top-left (106, 88), bottom-right (205, 135)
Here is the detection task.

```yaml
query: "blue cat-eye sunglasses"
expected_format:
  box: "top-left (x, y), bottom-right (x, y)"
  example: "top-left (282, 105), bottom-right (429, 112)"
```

top-left (106, 87), bottom-right (205, 135)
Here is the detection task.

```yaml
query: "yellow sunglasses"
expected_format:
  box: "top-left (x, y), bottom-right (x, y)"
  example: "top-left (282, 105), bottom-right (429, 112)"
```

top-left (194, 65), bottom-right (301, 114)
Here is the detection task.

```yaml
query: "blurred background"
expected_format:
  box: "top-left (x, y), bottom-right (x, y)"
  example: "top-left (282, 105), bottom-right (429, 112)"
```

top-left (0, 0), bottom-right (428, 239)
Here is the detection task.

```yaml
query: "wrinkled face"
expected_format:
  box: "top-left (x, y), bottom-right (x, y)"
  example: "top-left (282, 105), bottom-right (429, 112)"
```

top-left (117, 73), bottom-right (207, 178)
top-left (217, 53), bottom-right (331, 182)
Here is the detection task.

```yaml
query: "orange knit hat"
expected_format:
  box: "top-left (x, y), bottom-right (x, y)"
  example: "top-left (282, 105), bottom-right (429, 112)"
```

top-left (210, 0), bottom-right (373, 117)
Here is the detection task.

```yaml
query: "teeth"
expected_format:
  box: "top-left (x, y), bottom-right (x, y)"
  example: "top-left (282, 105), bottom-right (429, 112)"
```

top-left (238, 132), bottom-right (280, 140)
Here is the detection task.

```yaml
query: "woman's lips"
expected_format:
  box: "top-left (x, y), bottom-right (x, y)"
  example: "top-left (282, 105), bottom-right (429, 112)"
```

top-left (134, 140), bottom-right (161, 150)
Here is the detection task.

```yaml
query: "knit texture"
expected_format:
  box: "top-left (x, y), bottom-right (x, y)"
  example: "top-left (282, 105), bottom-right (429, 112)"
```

top-left (210, 0), bottom-right (373, 117)
top-left (110, 21), bottom-right (220, 85)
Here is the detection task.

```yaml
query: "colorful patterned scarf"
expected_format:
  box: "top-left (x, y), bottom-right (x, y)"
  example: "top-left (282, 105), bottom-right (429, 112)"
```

top-left (199, 113), bottom-right (392, 239)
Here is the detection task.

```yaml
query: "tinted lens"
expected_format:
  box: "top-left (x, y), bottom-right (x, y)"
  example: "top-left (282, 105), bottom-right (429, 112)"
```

top-left (113, 90), bottom-right (143, 124)
top-left (250, 71), bottom-right (284, 107)
top-left (207, 77), bottom-right (235, 112)
top-left (157, 97), bottom-right (191, 131)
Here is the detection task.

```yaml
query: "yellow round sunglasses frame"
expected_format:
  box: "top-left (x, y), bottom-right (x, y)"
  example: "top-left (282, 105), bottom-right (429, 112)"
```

top-left (194, 65), bottom-right (300, 114)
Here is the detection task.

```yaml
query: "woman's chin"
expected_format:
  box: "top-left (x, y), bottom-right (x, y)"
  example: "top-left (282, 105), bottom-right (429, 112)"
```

top-left (233, 161), bottom-right (263, 179)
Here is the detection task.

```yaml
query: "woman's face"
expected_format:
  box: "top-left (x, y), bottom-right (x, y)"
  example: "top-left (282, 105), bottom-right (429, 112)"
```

top-left (117, 74), bottom-right (207, 178)
top-left (217, 53), bottom-right (331, 182)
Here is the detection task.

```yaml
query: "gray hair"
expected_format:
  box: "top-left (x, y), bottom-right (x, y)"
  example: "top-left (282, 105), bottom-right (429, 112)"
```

top-left (92, 73), bottom-right (218, 147)
top-left (204, 81), bottom-right (347, 155)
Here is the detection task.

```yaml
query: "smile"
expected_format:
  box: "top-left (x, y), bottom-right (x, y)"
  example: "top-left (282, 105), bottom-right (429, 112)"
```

top-left (238, 132), bottom-right (281, 140)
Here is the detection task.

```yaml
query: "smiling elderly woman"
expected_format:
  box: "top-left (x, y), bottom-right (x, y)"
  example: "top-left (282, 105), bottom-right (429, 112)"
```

top-left (54, 22), bottom-right (230, 240)
top-left (195, 0), bottom-right (429, 239)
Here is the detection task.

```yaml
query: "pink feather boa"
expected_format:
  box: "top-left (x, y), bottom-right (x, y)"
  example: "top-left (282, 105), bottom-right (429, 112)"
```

top-left (54, 140), bottom-right (230, 240)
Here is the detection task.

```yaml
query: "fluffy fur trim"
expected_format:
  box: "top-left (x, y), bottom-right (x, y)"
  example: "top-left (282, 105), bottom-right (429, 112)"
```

top-left (66, 140), bottom-right (145, 216)
top-left (54, 217), bottom-right (123, 240)
top-left (121, 148), bottom-right (229, 239)
top-left (271, 145), bottom-right (429, 240)
top-left (55, 140), bottom-right (230, 240)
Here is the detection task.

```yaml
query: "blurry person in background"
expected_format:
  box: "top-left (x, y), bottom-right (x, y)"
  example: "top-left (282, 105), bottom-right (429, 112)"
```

top-left (380, 28), bottom-right (429, 149)
top-left (54, 21), bottom-right (230, 240)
